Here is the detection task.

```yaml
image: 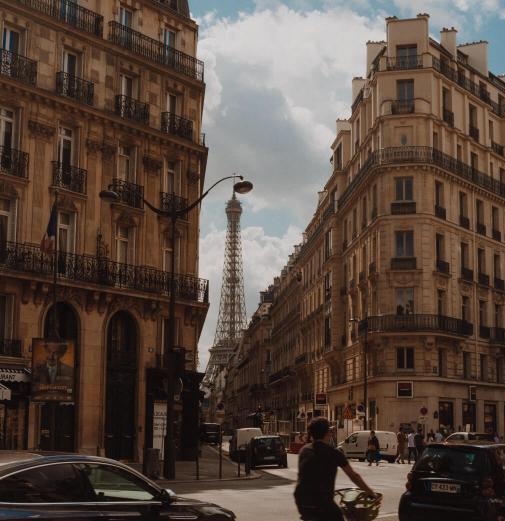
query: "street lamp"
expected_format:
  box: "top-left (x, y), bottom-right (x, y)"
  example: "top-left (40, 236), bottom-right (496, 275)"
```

top-left (100, 174), bottom-right (253, 479)
top-left (349, 316), bottom-right (368, 429)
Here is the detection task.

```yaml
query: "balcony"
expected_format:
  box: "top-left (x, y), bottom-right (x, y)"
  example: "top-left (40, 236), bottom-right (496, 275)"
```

top-left (111, 178), bottom-right (144, 209)
top-left (0, 339), bottom-right (22, 357)
top-left (478, 272), bottom-right (490, 286)
top-left (435, 205), bottom-right (446, 219)
top-left (386, 55), bottom-right (423, 70)
top-left (494, 277), bottom-right (505, 291)
top-left (492, 142), bottom-right (504, 156)
top-left (108, 22), bottom-right (204, 82)
top-left (391, 257), bottom-right (416, 270)
top-left (56, 71), bottom-right (94, 105)
top-left (461, 267), bottom-right (474, 282)
top-left (391, 99), bottom-right (415, 115)
top-left (160, 191), bottom-right (188, 214)
top-left (391, 201), bottom-right (416, 214)
top-left (368, 261), bottom-right (376, 275)
top-left (362, 314), bottom-right (473, 337)
top-left (52, 161), bottom-right (87, 194)
top-left (490, 327), bottom-right (505, 344)
top-left (493, 229), bottom-right (502, 242)
top-left (115, 95), bottom-right (150, 125)
top-left (477, 223), bottom-right (486, 236)
top-left (0, 48), bottom-right (37, 86)
top-left (443, 108), bottom-right (454, 127)
top-left (469, 125), bottom-right (480, 142)
top-left (460, 215), bottom-right (470, 229)
top-left (480, 325), bottom-right (491, 339)
top-left (436, 259), bottom-right (450, 275)
top-left (161, 112), bottom-right (193, 141)
top-left (0, 146), bottom-right (29, 178)
top-left (1, 241), bottom-right (209, 301)
top-left (17, 0), bottom-right (103, 37)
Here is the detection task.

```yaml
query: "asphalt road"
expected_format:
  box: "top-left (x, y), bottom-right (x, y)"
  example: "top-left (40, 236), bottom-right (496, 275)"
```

top-left (173, 453), bottom-right (410, 521)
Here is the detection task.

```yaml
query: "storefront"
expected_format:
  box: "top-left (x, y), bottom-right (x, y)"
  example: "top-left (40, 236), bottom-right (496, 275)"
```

top-left (0, 367), bottom-right (30, 449)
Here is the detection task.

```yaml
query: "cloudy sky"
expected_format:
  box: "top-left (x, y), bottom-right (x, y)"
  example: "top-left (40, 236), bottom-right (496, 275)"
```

top-left (192, 0), bottom-right (505, 369)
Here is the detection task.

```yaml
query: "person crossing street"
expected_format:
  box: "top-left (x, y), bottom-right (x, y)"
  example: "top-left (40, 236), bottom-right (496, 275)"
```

top-left (395, 427), bottom-right (406, 464)
top-left (407, 431), bottom-right (417, 464)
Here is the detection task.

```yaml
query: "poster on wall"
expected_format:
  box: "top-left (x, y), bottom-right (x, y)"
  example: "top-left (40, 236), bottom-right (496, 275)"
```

top-left (31, 339), bottom-right (74, 402)
top-left (153, 401), bottom-right (167, 460)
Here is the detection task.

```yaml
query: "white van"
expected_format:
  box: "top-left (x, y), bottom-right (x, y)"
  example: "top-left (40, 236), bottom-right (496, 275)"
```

top-left (339, 430), bottom-right (398, 462)
top-left (229, 428), bottom-right (262, 462)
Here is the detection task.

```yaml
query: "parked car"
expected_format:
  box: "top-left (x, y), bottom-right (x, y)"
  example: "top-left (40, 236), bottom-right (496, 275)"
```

top-left (200, 422), bottom-right (221, 444)
top-left (399, 442), bottom-right (505, 521)
top-left (0, 451), bottom-right (236, 520)
top-left (229, 427), bottom-right (262, 462)
top-left (249, 435), bottom-right (288, 469)
top-left (338, 430), bottom-right (398, 462)
top-left (445, 432), bottom-right (495, 443)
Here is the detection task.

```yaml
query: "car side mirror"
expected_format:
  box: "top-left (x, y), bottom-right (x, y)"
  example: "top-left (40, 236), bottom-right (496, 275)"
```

top-left (160, 489), bottom-right (175, 504)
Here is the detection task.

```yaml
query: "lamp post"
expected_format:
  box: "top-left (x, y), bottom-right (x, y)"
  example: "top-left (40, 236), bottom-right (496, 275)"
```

top-left (100, 175), bottom-right (253, 479)
top-left (349, 316), bottom-right (368, 429)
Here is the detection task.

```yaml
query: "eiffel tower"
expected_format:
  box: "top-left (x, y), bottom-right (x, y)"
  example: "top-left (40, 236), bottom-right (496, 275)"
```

top-left (203, 190), bottom-right (248, 387)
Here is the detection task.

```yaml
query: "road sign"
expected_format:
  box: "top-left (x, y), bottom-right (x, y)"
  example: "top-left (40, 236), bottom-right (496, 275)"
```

top-left (418, 416), bottom-right (428, 424)
top-left (315, 393), bottom-right (327, 405)
top-left (420, 406), bottom-right (428, 416)
top-left (356, 403), bottom-right (365, 416)
top-left (343, 405), bottom-right (354, 420)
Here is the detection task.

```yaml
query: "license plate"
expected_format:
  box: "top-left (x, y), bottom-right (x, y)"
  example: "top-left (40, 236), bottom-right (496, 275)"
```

top-left (431, 482), bottom-right (461, 493)
top-left (264, 456), bottom-right (276, 461)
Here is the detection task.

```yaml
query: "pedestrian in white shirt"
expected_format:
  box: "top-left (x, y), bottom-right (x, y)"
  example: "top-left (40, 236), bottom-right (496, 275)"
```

top-left (434, 430), bottom-right (443, 442)
top-left (407, 432), bottom-right (417, 463)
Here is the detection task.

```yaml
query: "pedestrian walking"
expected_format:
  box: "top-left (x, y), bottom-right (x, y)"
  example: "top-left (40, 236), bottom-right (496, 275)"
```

top-left (395, 427), bottom-right (406, 464)
top-left (367, 430), bottom-right (380, 466)
top-left (427, 429), bottom-right (435, 442)
top-left (414, 428), bottom-right (425, 459)
top-left (294, 417), bottom-right (378, 521)
top-left (407, 431), bottom-right (417, 464)
top-left (434, 429), bottom-right (443, 442)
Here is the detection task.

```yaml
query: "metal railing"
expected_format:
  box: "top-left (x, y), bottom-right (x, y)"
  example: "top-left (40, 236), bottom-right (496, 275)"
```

top-left (115, 94), bottom-right (150, 125)
top-left (391, 257), bottom-right (416, 270)
top-left (495, 277), bottom-right (505, 291)
top-left (52, 161), bottom-right (87, 194)
top-left (0, 241), bottom-right (209, 302)
top-left (161, 112), bottom-right (193, 140)
top-left (0, 338), bottom-right (22, 357)
top-left (16, 0), bottom-right (103, 37)
top-left (478, 272), bottom-right (490, 286)
top-left (469, 125), bottom-right (480, 142)
top-left (443, 108), bottom-right (454, 127)
top-left (339, 146), bottom-right (505, 208)
top-left (111, 178), bottom-right (144, 209)
top-left (435, 205), bottom-right (446, 219)
top-left (477, 223), bottom-right (486, 236)
top-left (391, 99), bottom-right (415, 115)
top-left (391, 201), bottom-right (416, 214)
top-left (386, 55), bottom-right (423, 70)
top-left (0, 146), bottom-right (29, 178)
top-left (460, 215), bottom-right (470, 229)
top-left (461, 267), bottom-right (474, 282)
top-left (56, 71), bottom-right (94, 105)
top-left (490, 327), bottom-right (505, 344)
top-left (493, 229), bottom-right (501, 242)
top-left (108, 22), bottom-right (204, 81)
top-left (160, 191), bottom-right (188, 214)
top-left (361, 314), bottom-right (473, 336)
top-left (436, 259), bottom-right (450, 274)
top-left (0, 48), bottom-right (37, 86)
top-left (492, 142), bottom-right (504, 156)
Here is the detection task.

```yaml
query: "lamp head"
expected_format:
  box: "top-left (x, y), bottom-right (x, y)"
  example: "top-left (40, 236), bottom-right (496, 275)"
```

top-left (233, 180), bottom-right (253, 194)
top-left (99, 189), bottom-right (120, 203)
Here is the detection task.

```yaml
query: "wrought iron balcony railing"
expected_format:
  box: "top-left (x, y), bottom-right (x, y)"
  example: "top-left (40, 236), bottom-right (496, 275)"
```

top-left (111, 178), bottom-right (144, 209)
top-left (495, 278), bottom-right (505, 291)
top-left (469, 125), bottom-right (480, 142)
top-left (0, 146), bottom-right (29, 178)
top-left (361, 314), bottom-right (473, 336)
top-left (0, 48), bottom-right (37, 86)
top-left (108, 22), bottom-right (204, 82)
top-left (443, 108), bottom-right (454, 127)
top-left (492, 142), bottom-right (504, 157)
top-left (493, 229), bottom-right (502, 242)
top-left (391, 99), bottom-right (415, 115)
top-left (435, 205), bottom-right (446, 219)
top-left (56, 71), bottom-right (94, 105)
top-left (17, 0), bottom-right (103, 37)
top-left (461, 267), bottom-right (474, 282)
top-left (52, 161), bottom-right (87, 194)
top-left (391, 201), bottom-right (416, 214)
top-left (478, 272), bottom-right (490, 286)
top-left (477, 223), bottom-right (486, 236)
top-left (391, 257), bottom-right (417, 270)
top-left (115, 94), bottom-right (150, 125)
top-left (0, 338), bottom-right (22, 357)
top-left (480, 325), bottom-right (491, 339)
top-left (490, 327), bottom-right (505, 344)
top-left (0, 241), bottom-right (209, 302)
top-left (386, 55), bottom-right (423, 70)
top-left (436, 259), bottom-right (450, 275)
top-left (460, 215), bottom-right (470, 229)
top-left (161, 112), bottom-right (193, 140)
top-left (339, 146), bottom-right (505, 208)
top-left (160, 191), bottom-right (188, 214)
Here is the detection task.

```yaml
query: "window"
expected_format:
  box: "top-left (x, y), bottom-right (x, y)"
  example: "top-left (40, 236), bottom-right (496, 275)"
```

top-left (477, 248), bottom-right (486, 274)
top-left (57, 211), bottom-right (75, 255)
top-left (493, 206), bottom-right (500, 232)
top-left (118, 145), bottom-right (134, 182)
top-left (495, 254), bottom-right (501, 279)
top-left (58, 126), bottom-right (73, 167)
top-left (372, 185), bottom-right (377, 215)
top-left (395, 288), bottom-right (414, 315)
top-left (438, 348), bottom-right (447, 377)
top-left (461, 242), bottom-right (469, 268)
top-left (495, 304), bottom-right (503, 328)
top-left (324, 316), bottom-right (331, 346)
top-left (433, 131), bottom-right (439, 150)
top-left (62, 49), bottom-right (79, 77)
top-left (480, 354), bottom-right (488, 382)
top-left (437, 289), bottom-right (446, 316)
top-left (396, 44), bottom-right (417, 63)
top-left (120, 74), bottom-right (134, 98)
top-left (2, 26), bottom-right (21, 54)
top-left (395, 177), bottom-right (413, 201)
top-left (397, 79), bottom-right (414, 101)
top-left (162, 233), bottom-right (180, 273)
top-left (501, 168), bottom-right (505, 185)
top-left (435, 181), bottom-right (444, 207)
top-left (361, 197), bottom-right (367, 229)
top-left (469, 104), bottom-right (477, 127)
top-left (479, 300), bottom-right (487, 326)
top-left (0, 464), bottom-right (87, 502)
top-left (324, 229), bottom-right (332, 260)
top-left (489, 120), bottom-right (494, 142)
top-left (497, 358), bottom-right (504, 384)
top-left (163, 27), bottom-right (176, 49)
top-left (397, 347), bottom-right (414, 370)
top-left (459, 192), bottom-right (468, 217)
top-left (471, 152), bottom-right (479, 171)
top-left (352, 208), bottom-right (357, 237)
top-left (116, 225), bottom-right (130, 264)
top-left (395, 230), bottom-right (414, 257)
top-left (436, 234), bottom-right (444, 261)
top-left (442, 87), bottom-right (451, 110)
top-left (0, 107), bottom-right (14, 149)
top-left (462, 296), bottom-right (470, 322)
top-left (162, 160), bottom-right (181, 195)
top-left (457, 144), bottom-right (463, 162)
top-left (0, 198), bottom-right (16, 245)
top-left (464, 352), bottom-right (472, 379)
top-left (119, 6), bottom-right (133, 27)
top-left (0, 294), bottom-right (13, 341)
top-left (335, 144), bottom-right (342, 170)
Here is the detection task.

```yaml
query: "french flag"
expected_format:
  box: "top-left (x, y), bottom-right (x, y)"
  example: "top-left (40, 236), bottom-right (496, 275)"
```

top-left (40, 203), bottom-right (57, 254)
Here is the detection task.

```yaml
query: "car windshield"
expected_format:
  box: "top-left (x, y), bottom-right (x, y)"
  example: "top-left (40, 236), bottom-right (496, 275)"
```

top-left (416, 447), bottom-right (488, 476)
top-left (256, 438), bottom-right (281, 449)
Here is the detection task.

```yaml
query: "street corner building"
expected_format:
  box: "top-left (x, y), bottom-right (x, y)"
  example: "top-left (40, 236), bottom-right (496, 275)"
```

top-left (224, 15), bottom-right (505, 438)
top-left (0, 0), bottom-right (209, 462)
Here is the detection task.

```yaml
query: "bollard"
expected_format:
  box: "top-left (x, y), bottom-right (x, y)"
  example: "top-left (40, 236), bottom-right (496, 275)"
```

top-left (219, 426), bottom-right (223, 479)
top-left (237, 447), bottom-right (241, 477)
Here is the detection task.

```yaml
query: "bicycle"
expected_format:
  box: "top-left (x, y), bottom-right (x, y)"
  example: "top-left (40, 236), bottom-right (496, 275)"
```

top-left (335, 488), bottom-right (383, 521)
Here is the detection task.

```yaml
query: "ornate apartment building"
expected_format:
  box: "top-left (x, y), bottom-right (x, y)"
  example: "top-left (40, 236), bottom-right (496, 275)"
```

top-left (224, 14), bottom-right (505, 438)
top-left (0, 0), bottom-right (209, 461)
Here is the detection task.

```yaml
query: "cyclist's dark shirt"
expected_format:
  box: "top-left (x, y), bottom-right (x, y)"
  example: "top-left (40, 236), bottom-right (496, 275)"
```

top-left (295, 441), bottom-right (349, 506)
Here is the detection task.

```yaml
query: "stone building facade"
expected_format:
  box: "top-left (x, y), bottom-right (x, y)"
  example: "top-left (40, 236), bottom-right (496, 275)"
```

top-left (225, 14), bottom-right (505, 438)
top-left (0, 0), bottom-right (208, 461)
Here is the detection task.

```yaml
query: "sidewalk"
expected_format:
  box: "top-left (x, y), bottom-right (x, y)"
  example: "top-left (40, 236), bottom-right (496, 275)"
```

top-left (132, 444), bottom-right (259, 484)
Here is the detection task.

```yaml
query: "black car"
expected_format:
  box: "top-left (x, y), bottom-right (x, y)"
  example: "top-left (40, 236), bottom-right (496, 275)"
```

top-left (250, 435), bottom-right (288, 469)
top-left (0, 452), bottom-right (235, 520)
top-left (200, 423), bottom-right (221, 444)
top-left (399, 442), bottom-right (505, 521)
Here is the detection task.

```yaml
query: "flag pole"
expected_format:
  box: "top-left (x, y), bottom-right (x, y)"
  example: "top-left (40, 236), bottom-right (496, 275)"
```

top-left (51, 190), bottom-right (59, 340)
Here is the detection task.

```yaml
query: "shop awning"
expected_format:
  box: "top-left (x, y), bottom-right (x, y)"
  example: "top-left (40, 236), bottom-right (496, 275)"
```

top-left (0, 384), bottom-right (11, 401)
top-left (0, 367), bottom-right (30, 383)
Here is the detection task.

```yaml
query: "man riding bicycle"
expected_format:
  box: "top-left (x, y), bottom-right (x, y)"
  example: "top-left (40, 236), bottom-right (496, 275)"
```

top-left (295, 417), bottom-right (378, 521)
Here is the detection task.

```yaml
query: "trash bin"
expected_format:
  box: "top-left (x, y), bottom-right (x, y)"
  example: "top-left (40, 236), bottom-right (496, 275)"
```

top-left (144, 448), bottom-right (160, 479)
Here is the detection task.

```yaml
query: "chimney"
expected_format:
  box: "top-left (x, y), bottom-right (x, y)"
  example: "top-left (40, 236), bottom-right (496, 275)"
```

top-left (366, 41), bottom-right (385, 75)
top-left (440, 27), bottom-right (457, 57)
top-left (352, 77), bottom-right (366, 105)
